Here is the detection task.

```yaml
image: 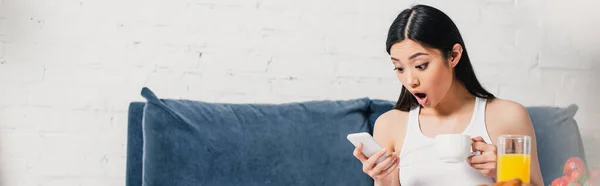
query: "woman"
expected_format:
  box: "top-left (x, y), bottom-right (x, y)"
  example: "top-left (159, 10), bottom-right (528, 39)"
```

top-left (352, 4), bottom-right (544, 186)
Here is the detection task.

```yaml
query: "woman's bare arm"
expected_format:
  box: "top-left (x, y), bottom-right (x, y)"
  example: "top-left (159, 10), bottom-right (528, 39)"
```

top-left (372, 110), bottom-right (408, 186)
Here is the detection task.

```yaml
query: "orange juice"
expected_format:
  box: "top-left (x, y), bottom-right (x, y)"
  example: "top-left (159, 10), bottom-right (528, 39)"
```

top-left (497, 154), bottom-right (531, 183)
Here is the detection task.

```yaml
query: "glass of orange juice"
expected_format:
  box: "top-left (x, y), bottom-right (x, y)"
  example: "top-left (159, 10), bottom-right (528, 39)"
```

top-left (497, 135), bottom-right (531, 184)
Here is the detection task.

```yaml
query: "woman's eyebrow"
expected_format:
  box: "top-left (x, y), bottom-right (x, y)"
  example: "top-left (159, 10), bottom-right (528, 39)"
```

top-left (408, 52), bottom-right (428, 60)
top-left (390, 52), bottom-right (429, 62)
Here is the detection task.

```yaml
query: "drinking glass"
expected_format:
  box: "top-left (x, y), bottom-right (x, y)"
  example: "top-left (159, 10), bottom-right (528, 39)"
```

top-left (497, 135), bottom-right (532, 184)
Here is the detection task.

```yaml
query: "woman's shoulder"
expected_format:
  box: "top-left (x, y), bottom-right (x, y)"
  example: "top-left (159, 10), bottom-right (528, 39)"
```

top-left (485, 98), bottom-right (533, 132)
top-left (486, 98), bottom-right (529, 118)
top-left (374, 109), bottom-right (409, 129)
top-left (373, 109), bottom-right (410, 148)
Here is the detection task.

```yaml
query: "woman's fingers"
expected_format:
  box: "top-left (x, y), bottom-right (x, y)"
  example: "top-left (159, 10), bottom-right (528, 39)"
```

top-left (468, 153), bottom-right (496, 164)
top-left (354, 146), bottom-right (400, 179)
top-left (372, 155), bottom-right (396, 173)
top-left (469, 162), bottom-right (495, 169)
top-left (379, 155), bottom-right (400, 176)
top-left (353, 143), bottom-right (368, 162)
top-left (370, 154), bottom-right (397, 175)
top-left (365, 148), bottom-right (389, 167)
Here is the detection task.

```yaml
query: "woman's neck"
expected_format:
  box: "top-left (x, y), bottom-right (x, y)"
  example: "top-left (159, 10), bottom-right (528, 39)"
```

top-left (421, 80), bottom-right (475, 117)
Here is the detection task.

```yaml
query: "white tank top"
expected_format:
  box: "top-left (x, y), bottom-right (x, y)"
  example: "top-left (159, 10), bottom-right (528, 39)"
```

top-left (398, 97), bottom-right (495, 186)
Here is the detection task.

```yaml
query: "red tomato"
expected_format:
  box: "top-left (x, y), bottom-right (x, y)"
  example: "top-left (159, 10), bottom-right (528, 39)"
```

top-left (570, 171), bottom-right (583, 181)
top-left (553, 176), bottom-right (571, 186)
top-left (564, 157), bottom-right (587, 176)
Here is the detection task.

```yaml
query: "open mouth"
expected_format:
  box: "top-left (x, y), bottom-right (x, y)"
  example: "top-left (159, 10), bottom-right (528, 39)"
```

top-left (413, 93), bottom-right (428, 105)
top-left (414, 93), bottom-right (427, 99)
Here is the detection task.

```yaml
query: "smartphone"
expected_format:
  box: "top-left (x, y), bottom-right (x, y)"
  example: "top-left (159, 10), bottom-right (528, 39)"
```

top-left (347, 132), bottom-right (390, 165)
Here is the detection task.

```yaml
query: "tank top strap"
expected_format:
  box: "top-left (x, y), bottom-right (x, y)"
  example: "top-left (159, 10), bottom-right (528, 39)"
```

top-left (408, 106), bottom-right (420, 125)
top-left (476, 97), bottom-right (487, 115)
top-left (466, 97), bottom-right (493, 144)
top-left (472, 97), bottom-right (487, 127)
top-left (406, 105), bottom-right (422, 136)
top-left (399, 106), bottom-right (421, 158)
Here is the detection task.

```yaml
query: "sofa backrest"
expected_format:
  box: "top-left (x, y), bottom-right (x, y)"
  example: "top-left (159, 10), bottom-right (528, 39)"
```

top-left (127, 87), bottom-right (375, 186)
top-left (126, 88), bottom-right (586, 186)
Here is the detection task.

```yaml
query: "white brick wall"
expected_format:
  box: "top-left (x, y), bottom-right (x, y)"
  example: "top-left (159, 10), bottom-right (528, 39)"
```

top-left (0, 0), bottom-right (599, 185)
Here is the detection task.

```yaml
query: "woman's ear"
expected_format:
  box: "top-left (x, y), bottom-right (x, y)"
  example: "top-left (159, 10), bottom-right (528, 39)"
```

top-left (449, 43), bottom-right (463, 68)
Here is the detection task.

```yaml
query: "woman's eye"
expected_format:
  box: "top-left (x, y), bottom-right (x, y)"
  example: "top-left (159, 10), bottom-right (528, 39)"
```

top-left (394, 67), bottom-right (404, 72)
top-left (416, 63), bottom-right (429, 70)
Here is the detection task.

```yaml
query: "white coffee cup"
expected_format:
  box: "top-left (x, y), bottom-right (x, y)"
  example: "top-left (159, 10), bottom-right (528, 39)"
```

top-left (434, 134), bottom-right (476, 163)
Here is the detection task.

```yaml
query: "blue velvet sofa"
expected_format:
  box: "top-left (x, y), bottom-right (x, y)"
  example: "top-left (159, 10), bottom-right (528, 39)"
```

top-left (126, 87), bottom-right (587, 186)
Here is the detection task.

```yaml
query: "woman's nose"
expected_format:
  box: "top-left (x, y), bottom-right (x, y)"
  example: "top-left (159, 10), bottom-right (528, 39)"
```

top-left (406, 73), bottom-right (420, 88)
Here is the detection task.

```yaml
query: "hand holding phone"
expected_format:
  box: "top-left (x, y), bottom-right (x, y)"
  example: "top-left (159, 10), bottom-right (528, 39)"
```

top-left (347, 132), bottom-right (390, 164)
top-left (347, 132), bottom-right (399, 179)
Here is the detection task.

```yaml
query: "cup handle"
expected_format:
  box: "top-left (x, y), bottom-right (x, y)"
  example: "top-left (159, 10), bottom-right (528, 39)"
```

top-left (468, 151), bottom-right (481, 157)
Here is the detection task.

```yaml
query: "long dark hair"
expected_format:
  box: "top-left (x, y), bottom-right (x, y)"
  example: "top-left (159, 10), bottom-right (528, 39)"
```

top-left (386, 4), bottom-right (495, 111)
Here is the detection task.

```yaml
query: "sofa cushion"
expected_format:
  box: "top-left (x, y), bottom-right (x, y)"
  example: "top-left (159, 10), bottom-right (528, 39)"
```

top-left (367, 99), bottom-right (395, 133)
top-left (527, 105), bottom-right (586, 184)
top-left (140, 87), bottom-right (373, 186)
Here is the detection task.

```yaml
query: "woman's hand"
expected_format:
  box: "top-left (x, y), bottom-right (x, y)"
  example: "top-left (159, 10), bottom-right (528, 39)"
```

top-left (353, 143), bottom-right (400, 181)
top-left (468, 136), bottom-right (498, 178)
